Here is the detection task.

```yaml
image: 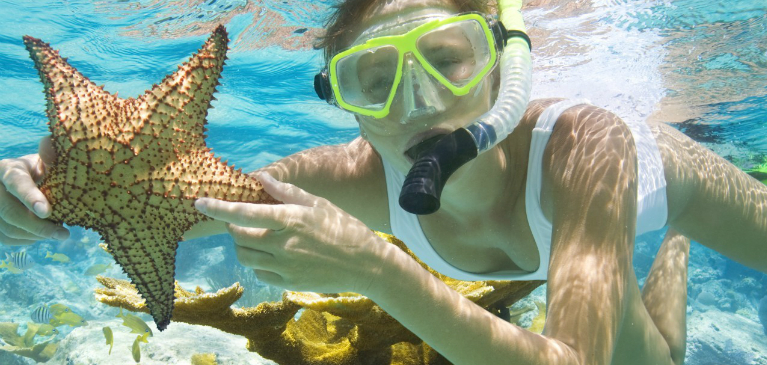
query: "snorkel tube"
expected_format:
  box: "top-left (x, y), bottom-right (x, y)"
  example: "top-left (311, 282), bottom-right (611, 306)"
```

top-left (399, 0), bottom-right (533, 215)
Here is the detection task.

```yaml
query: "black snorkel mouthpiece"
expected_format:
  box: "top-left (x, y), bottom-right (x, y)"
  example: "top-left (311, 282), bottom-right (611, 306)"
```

top-left (399, 128), bottom-right (478, 215)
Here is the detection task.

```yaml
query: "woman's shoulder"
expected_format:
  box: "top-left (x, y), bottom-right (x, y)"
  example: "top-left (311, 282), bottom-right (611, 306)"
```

top-left (523, 98), bottom-right (625, 128)
top-left (522, 98), bottom-right (637, 218)
top-left (522, 98), bottom-right (634, 151)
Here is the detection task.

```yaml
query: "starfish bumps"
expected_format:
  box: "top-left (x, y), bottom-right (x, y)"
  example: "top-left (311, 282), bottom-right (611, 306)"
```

top-left (24, 26), bottom-right (280, 330)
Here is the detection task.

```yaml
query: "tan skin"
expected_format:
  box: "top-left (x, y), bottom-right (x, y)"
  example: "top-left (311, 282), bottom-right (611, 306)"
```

top-left (1, 1), bottom-right (765, 364)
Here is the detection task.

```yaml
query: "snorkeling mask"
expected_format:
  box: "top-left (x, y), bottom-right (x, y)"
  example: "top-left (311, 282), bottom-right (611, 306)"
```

top-left (315, 1), bottom-right (532, 215)
top-left (314, 12), bottom-right (507, 121)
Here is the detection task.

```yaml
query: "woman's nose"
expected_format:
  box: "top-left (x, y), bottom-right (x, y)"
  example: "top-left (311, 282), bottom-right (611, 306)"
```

top-left (399, 53), bottom-right (446, 124)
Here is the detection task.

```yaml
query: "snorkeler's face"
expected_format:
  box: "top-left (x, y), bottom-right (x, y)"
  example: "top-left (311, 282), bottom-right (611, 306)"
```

top-left (347, 0), bottom-right (498, 174)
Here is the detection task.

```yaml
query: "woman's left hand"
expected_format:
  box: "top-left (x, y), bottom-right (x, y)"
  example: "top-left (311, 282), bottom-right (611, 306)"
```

top-left (194, 172), bottom-right (390, 294)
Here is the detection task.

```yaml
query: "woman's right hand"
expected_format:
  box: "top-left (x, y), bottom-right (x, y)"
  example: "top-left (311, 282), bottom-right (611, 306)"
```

top-left (0, 137), bottom-right (69, 245)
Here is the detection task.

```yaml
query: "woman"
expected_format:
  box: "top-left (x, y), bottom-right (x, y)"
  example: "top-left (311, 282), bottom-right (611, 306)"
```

top-left (1, 0), bottom-right (765, 364)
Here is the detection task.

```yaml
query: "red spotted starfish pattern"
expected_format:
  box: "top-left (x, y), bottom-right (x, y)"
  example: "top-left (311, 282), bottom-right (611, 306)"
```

top-left (24, 25), bottom-right (280, 330)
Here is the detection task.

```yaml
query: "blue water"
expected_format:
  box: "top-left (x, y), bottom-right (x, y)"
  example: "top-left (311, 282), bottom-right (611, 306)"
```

top-left (0, 0), bottom-right (358, 172)
top-left (0, 0), bottom-right (766, 364)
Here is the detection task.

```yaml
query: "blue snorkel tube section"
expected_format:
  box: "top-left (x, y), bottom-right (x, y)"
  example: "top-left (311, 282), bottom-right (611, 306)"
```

top-left (399, 0), bottom-right (533, 215)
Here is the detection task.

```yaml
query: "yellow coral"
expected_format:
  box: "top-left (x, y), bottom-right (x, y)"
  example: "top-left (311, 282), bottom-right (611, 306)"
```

top-left (191, 352), bottom-right (218, 365)
top-left (95, 233), bottom-right (544, 365)
top-left (527, 301), bottom-right (547, 334)
top-left (0, 322), bottom-right (59, 362)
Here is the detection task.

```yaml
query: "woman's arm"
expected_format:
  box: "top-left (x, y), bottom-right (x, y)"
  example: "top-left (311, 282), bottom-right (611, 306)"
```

top-left (654, 123), bottom-right (767, 273)
top-left (541, 106), bottom-right (638, 364)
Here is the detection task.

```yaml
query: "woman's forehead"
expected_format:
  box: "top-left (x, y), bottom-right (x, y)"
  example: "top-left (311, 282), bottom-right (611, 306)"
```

top-left (342, 0), bottom-right (459, 47)
top-left (363, 0), bottom-right (457, 21)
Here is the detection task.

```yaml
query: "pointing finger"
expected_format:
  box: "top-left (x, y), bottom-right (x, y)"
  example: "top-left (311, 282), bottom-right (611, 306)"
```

top-left (256, 172), bottom-right (320, 207)
top-left (38, 136), bottom-right (56, 168)
top-left (195, 198), bottom-right (298, 231)
top-left (0, 231), bottom-right (37, 246)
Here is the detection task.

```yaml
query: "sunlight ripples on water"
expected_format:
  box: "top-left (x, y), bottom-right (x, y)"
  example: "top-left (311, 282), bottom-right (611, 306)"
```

top-left (1, 0), bottom-right (765, 169)
top-left (527, 0), bottom-right (665, 123)
top-left (527, 0), bottom-right (767, 166)
top-left (92, 0), bottom-right (331, 51)
top-left (634, 0), bottom-right (767, 163)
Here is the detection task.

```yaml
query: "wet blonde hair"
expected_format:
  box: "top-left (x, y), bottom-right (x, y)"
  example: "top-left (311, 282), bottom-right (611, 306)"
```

top-left (315, 0), bottom-right (495, 65)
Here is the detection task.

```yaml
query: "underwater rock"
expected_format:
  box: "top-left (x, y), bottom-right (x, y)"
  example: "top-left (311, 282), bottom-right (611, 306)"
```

top-left (697, 291), bottom-right (719, 307)
top-left (0, 350), bottom-right (35, 365)
top-left (46, 319), bottom-right (274, 365)
top-left (685, 309), bottom-right (767, 365)
top-left (691, 279), bottom-right (745, 312)
top-left (24, 25), bottom-right (280, 331)
top-left (734, 276), bottom-right (764, 298)
top-left (94, 232), bottom-right (544, 365)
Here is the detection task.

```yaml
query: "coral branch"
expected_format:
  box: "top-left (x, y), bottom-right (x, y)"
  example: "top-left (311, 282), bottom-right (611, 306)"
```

top-left (95, 233), bottom-right (543, 365)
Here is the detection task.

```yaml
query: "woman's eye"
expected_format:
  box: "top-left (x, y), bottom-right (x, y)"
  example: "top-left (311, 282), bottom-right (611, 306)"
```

top-left (433, 57), bottom-right (474, 80)
top-left (360, 73), bottom-right (394, 103)
top-left (435, 58), bottom-right (461, 68)
top-left (370, 76), bottom-right (392, 90)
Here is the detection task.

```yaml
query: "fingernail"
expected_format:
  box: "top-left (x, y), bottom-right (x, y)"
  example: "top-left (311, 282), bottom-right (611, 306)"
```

top-left (33, 202), bottom-right (48, 218)
top-left (52, 229), bottom-right (69, 241)
top-left (194, 199), bottom-right (208, 214)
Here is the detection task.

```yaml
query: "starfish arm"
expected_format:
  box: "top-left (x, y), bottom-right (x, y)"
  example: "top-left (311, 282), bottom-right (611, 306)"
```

top-left (137, 25), bottom-right (228, 153)
top-left (25, 25), bottom-right (277, 332)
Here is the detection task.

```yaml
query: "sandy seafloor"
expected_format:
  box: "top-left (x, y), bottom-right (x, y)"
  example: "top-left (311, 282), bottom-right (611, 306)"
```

top-left (1, 0), bottom-right (766, 364)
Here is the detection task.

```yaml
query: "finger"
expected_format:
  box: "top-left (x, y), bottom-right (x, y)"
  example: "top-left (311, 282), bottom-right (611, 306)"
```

top-left (38, 136), bottom-right (55, 168)
top-left (256, 172), bottom-right (321, 207)
top-left (0, 231), bottom-right (37, 246)
top-left (227, 224), bottom-right (281, 251)
top-left (195, 198), bottom-right (302, 231)
top-left (0, 218), bottom-right (47, 241)
top-left (253, 269), bottom-right (285, 287)
top-left (234, 243), bottom-right (279, 272)
top-left (0, 190), bottom-right (68, 240)
top-left (21, 152), bottom-right (47, 184)
top-left (0, 160), bottom-right (51, 218)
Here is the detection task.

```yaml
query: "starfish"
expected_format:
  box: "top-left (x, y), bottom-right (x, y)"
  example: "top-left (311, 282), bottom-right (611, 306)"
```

top-left (23, 25), bottom-right (280, 331)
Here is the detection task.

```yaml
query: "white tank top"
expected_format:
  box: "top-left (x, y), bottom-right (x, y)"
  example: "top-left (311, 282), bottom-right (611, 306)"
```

top-left (383, 99), bottom-right (668, 281)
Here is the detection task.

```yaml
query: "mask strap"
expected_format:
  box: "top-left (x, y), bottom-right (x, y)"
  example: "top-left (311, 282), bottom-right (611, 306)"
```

top-left (314, 69), bottom-right (332, 101)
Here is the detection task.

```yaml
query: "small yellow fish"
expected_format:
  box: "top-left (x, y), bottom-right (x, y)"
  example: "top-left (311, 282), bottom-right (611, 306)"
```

top-left (37, 323), bottom-right (59, 336)
top-left (51, 310), bottom-right (87, 327)
top-left (131, 334), bottom-right (143, 363)
top-left (48, 303), bottom-right (71, 315)
top-left (22, 322), bottom-right (58, 347)
top-left (98, 242), bottom-right (111, 254)
top-left (85, 263), bottom-right (112, 276)
top-left (0, 260), bottom-right (23, 274)
top-left (45, 251), bottom-right (70, 264)
top-left (102, 326), bottom-right (113, 355)
top-left (117, 308), bottom-right (153, 337)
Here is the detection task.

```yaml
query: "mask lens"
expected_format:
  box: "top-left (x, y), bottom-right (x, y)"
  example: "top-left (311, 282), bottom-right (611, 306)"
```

top-left (336, 45), bottom-right (399, 110)
top-left (416, 19), bottom-right (491, 87)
